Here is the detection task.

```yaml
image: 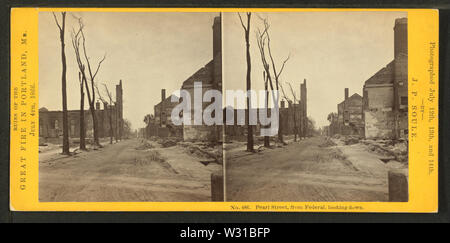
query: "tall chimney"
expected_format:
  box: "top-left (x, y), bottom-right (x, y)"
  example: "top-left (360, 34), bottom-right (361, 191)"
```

top-left (301, 79), bottom-right (307, 112)
top-left (394, 18), bottom-right (407, 58)
top-left (161, 89), bottom-right (166, 102)
top-left (212, 15), bottom-right (222, 90)
top-left (96, 100), bottom-right (101, 110)
top-left (281, 100), bottom-right (285, 108)
top-left (345, 88), bottom-right (349, 100)
top-left (212, 15), bottom-right (221, 59)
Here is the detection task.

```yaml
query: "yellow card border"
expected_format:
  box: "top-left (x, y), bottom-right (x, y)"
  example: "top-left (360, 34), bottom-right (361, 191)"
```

top-left (10, 8), bottom-right (439, 212)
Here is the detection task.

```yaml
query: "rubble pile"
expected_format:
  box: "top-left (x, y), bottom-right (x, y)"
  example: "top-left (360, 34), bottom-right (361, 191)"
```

top-left (391, 142), bottom-right (408, 162)
top-left (361, 139), bottom-right (408, 163)
top-left (135, 140), bottom-right (154, 150)
top-left (343, 135), bottom-right (361, 145)
top-left (179, 142), bottom-right (223, 165)
top-left (319, 137), bottom-right (337, 147)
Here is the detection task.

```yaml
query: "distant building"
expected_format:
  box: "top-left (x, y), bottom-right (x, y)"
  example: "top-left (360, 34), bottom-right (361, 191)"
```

top-left (224, 79), bottom-right (308, 139)
top-left (327, 18), bottom-right (408, 140)
top-left (363, 17), bottom-right (408, 140)
top-left (145, 89), bottom-right (182, 138)
top-left (146, 15), bottom-right (222, 142)
top-left (39, 80), bottom-right (124, 142)
top-left (338, 89), bottom-right (364, 136)
top-left (147, 16), bottom-right (310, 142)
top-left (328, 88), bottom-right (364, 137)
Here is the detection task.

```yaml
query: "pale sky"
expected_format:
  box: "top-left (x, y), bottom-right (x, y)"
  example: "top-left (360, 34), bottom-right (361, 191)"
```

top-left (39, 11), bottom-right (219, 129)
top-left (223, 11), bottom-right (407, 127)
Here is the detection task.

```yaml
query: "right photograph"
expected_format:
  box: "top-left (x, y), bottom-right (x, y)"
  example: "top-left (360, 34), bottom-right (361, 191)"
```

top-left (223, 11), bottom-right (409, 202)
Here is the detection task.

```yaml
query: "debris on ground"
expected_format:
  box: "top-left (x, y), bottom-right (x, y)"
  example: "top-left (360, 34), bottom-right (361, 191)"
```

top-left (157, 137), bottom-right (181, 148)
top-left (179, 141), bottom-right (223, 165)
top-left (379, 156), bottom-right (396, 163)
top-left (39, 139), bottom-right (220, 202)
top-left (361, 139), bottom-right (408, 163)
top-left (343, 136), bottom-right (360, 145)
top-left (319, 138), bottom-right (337, 147)
top-left (147, 150), bottom-right (166, 163)
top-left (199, 160), bottom-right (216, 166)
top-left (134, 140), bottom-right (154, 150)
top-left (161, 140), bottom-right (177, 147)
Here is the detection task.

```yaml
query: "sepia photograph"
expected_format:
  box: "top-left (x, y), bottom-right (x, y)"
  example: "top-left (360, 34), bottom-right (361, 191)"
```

top-left (223, 11), bottom-right (408, 202)
top-left (36, 10), bottom-right (410, 203)
top-left (38, 11), bottom-right (223, 202)
top-left (7, 3), bottom-right (442, 219)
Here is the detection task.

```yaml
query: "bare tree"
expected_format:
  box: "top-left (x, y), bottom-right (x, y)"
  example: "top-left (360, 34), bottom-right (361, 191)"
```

top-left (287, 82), bottom-right (300, 141)
top-left (256, 16), bottom-right (290, 145)
top-left (256, 24), bottom-right (274, 148)
top-left (238, 12), bottom-right (254, 152)
top-left (263, 71), bottom-right (270, 147)
top-left (53, 12), bottom-right (70, 155)
top-left (96, 83), bottom-right (115, 144)
top-left (71, 16), bottom-right (106, 148)
top-left (78, 72), bottom-right (86, 150)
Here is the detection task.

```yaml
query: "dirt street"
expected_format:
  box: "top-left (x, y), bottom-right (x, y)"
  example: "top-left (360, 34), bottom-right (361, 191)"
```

top-left (225, 136), bottom-right (405, 202)
top-left (39, 138), bottom-right (221, 202)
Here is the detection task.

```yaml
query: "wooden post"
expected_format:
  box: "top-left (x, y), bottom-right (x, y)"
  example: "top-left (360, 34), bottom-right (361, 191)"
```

top-left (388, 169), bottom-right (408, 202)
top-left (211, 171), bottom-right (224, 201)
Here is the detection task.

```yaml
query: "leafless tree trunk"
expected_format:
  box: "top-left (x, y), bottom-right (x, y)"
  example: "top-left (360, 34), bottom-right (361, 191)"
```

top-left (263, 71), bottom-right (270, 147)
top-left (256, 17), bottom-right (290, 145)
top-left (53, 12), bottom-right (70, 155)
top-left (115, 108), bottom-right (119, 143)
top-left (78, 72), bottom-right (86, 150)
top-left (238, 12), bottom-right (254, 152)
top-left (257, 24), bottom-right (275, 147)
top-left (288, 83), bottom-right (300, 141)
top-left (71, 17), bottom-right (106, 148)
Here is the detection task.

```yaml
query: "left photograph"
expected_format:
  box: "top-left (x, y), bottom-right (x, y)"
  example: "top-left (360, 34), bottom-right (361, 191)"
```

top-left (38, 11), bottom-right (223, 202)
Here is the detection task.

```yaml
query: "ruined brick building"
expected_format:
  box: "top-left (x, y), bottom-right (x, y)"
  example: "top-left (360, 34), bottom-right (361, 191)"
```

top-left (181, 15), bottom-right (222, 141)
top-left (145, 89), bottom-right (182, 138)
top-left (300, 79), bottom-right (308, 136)
top-left (327, 88), bottom-right (364, 137)
top-left (146, 16), bottom-right (309, 142)
top-left (363, 17), bottom-right (408, 139)
top-left (145, 15), bottom-right (222, 142)
top-left (280, 79), bottom-right (308, 136)
top-left (39, 80), bottom-right (124, 142)
top-left (224, 79), bottom-right (308, 139)
top-left (339, 89), bottom-right (364, 136)
top-left (326, 18), bottom-right (408, 140)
